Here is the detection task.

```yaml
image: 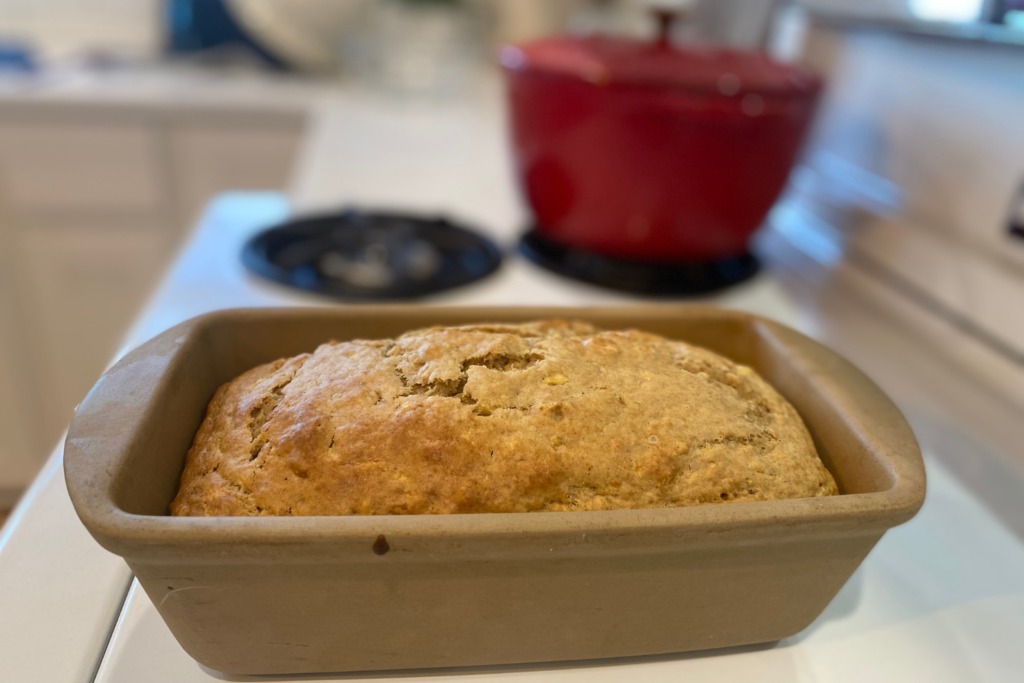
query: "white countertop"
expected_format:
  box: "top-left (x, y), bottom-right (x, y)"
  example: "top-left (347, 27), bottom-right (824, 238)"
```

top-left (2, 85), bottom-right (1023, 683)
top-left (0, 62), bottom-right (328, 115)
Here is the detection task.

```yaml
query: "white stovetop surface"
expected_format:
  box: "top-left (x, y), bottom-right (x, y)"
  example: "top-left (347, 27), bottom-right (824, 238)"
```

top-left (2, 87), bottom-right (1024, 683)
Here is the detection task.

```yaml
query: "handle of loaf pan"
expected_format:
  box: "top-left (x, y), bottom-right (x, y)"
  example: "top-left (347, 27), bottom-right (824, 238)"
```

top-left (752, 318), bottom-right (926, 525)
top-left (64, 315), bottom-right (206, 551)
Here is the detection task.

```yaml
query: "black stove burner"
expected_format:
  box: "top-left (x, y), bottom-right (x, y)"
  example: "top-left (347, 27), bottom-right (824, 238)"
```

top-left (519, 229), bottom-right (759, 296)
top-left (243, 211), bottom-right (502, 300)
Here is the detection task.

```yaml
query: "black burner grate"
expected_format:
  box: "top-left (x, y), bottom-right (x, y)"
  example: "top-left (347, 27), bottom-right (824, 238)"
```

top-left (519, 229), bottom-right (759, 296)
top-left (243, 211), bottom-right (502, 300)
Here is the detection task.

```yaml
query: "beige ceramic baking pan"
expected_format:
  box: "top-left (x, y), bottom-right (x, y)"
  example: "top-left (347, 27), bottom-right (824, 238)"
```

top-left (65, 306), bottom-right (925, 675)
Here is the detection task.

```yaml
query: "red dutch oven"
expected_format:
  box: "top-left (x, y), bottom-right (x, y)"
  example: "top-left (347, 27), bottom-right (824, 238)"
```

top-left (501, 34), bottom-right (822, 263)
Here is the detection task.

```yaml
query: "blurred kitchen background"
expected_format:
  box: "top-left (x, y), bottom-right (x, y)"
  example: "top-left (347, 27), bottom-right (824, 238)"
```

top-left (1, 0), bottom-right (1023, 522)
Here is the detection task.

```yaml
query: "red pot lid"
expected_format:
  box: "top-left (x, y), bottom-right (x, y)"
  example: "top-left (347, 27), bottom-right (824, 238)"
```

top-left (500, 36), bottom-right (820, 96)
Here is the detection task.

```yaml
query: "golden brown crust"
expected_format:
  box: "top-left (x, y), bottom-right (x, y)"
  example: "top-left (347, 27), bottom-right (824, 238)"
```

top-left (170, 320), bottom-right (838, 516)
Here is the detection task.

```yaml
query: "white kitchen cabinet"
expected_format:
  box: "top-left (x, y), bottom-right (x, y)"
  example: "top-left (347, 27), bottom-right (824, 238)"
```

top-left (0, 121), bottom-right (163, 213)
top-left (0, 263), bottom-right (39, 502)
top-left (0, 88), bottom-right (310, 494)
top-left (169, 123), bottom-right (304, 235)
top-left (17, 224), bottom-right (168, 443)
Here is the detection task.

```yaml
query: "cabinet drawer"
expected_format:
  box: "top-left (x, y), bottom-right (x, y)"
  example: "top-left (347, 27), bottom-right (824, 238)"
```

top-left (0, 121), bottom-right (162, 213)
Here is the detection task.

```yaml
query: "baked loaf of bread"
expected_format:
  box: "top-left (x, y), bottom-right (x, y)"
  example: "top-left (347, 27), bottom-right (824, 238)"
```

top-left (170, 321), bottom-right (837, 516)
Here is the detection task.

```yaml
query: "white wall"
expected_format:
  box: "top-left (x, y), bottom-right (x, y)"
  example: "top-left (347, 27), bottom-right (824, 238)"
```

top-left (789, 20), bottom-right (1024, 406)
top-left (0, 0), bottom-right (160, 59)
top-left (805, 27), bottom-right (1024, 269)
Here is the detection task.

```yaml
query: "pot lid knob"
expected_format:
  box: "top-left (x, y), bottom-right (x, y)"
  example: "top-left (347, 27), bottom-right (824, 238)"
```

top-left (649, 0), bottom-right (693, 47)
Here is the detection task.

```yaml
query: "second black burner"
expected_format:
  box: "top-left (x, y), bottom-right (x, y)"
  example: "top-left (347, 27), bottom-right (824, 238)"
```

top-left (519, 229), bottom-right (759, 296)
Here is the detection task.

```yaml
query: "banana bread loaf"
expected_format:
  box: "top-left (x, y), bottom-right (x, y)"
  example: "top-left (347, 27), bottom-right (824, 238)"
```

top-left (170, 320), bottom-right (837, 516)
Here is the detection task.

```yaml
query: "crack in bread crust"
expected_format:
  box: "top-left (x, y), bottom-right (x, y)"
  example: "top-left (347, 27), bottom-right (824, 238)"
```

top-left (170, 321), bottom-right (838, 516)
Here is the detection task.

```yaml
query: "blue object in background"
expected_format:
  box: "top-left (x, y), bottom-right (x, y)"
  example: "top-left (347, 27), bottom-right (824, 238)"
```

top-left (164, 0), bottom-right (287, 68)
top-left (0, 41), bottom-right (35, 72)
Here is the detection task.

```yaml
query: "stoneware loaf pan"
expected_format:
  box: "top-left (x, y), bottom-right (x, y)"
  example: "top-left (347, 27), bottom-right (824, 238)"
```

top-left (64, 306), bottom-right (926, 675)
